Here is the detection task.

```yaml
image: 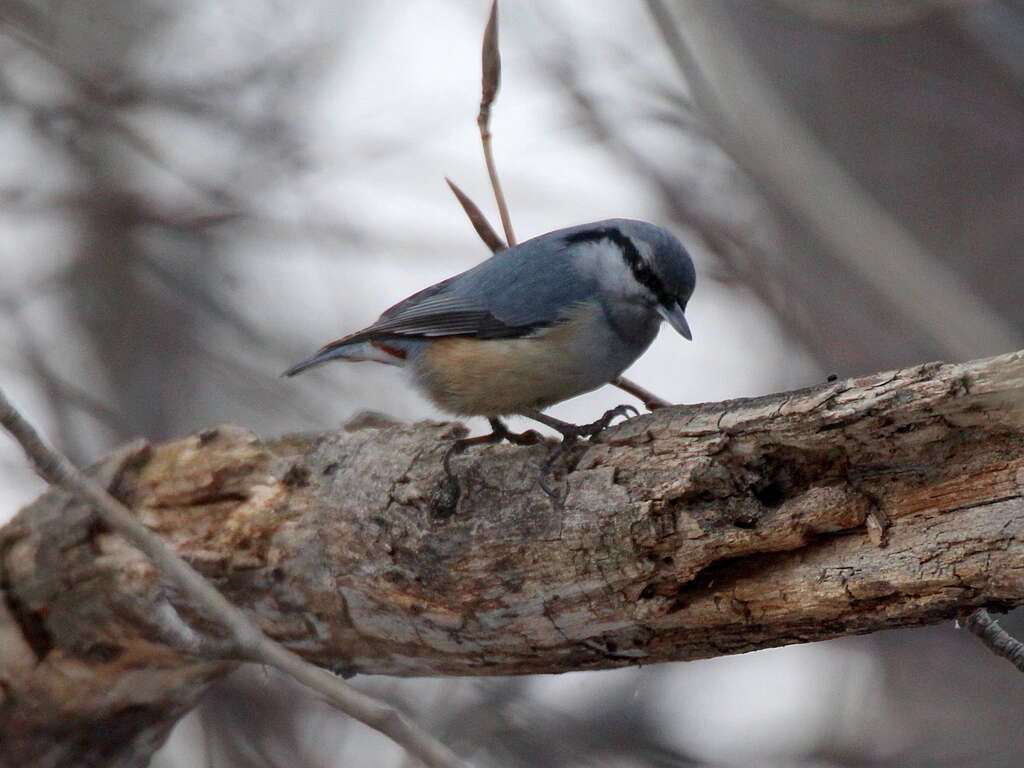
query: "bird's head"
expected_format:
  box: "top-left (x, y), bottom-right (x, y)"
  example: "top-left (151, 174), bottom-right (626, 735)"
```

top-left (564, 219), bottom-right (695, 340)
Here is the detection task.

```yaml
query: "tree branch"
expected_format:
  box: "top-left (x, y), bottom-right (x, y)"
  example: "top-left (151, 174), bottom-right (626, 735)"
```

top-left (962, 608), bottom-right (1024, 673)
top-left (477, 0), bottom-right (515, 248)
top-left (0, 391), bottom-right (469, 768)
top-left (4, 349), bottom-right (1024, 763)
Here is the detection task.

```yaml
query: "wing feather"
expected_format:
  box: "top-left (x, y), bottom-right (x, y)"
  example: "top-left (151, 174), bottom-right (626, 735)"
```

top-left (313, 291), bottom-right (543, 358)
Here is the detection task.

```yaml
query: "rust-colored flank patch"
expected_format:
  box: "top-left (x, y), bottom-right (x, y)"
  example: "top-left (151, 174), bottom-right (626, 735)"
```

top-left (371, 341), bottom-right (408, 360)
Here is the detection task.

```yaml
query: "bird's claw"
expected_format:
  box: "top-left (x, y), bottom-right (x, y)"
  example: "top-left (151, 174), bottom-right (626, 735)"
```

top-left (537, 405), bottom-right (638, 499)
top-left (507, 428), bottom-right (543, 446)
top-left (588, 403), bottom-right (639, 437)
top-left (445, 406), bottom-right (640, 500)
top-left (557, 403), bottom-right (639, 441)
top-left (443, 418), bottom-right (542, 490)
top-left (538, 441), bottom-right (571, 501)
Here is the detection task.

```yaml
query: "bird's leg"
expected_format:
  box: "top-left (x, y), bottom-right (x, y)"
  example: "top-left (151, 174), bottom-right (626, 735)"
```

top-left (443, 417), bottom-right (542, 483)
top-left (521, 405), bottom-right (640, 498)
top-left (491, 417), bottom-right (545, 446)
top-left (521, 405), bottom-right (639, 442)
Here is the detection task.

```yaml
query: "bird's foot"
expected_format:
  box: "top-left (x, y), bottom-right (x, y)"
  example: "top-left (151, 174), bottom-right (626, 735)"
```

top-left (569, 404), bottom-right (640, 441)
top-left (526, 405), bottom-right (639, 499)
top-left (443, 417), bottom-right (542, 486)
top-left (525, 403), bottom-right (638, 442)
top-left (494, 420), bottom-right (545, 446)
top-left (537, 443), bottom-right (572, 500)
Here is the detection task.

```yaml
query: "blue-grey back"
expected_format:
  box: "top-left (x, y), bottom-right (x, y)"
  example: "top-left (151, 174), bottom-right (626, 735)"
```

top-left (406, 218), bottom-right (682, 326)
top-left (366, 218), bottom-right (689, 342)
top-left (283, 219), bottom-right (688, 377)
top-left (442, 225), bottom-right (602, 327)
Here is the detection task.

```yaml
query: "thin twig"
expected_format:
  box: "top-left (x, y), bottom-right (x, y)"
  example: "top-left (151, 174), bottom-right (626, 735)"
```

top-left (962, 608), bottom-right (1024, 673)
top-left (609, 377), bottom-right (672, 410)
top-left (0, 387), bottom-right (471, 768)
top-left (477, 0), bottom-right (515, 246)
top-left (445, 177), bottom-right (507, 253)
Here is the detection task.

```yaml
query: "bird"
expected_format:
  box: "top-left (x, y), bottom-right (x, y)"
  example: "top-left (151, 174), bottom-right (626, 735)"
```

top-left (284, 218), bottom-right (695, 495)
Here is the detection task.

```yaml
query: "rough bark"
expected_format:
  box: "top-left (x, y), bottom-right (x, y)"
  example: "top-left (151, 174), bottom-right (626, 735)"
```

top-left (3, 349), bottom-right (1024, 765)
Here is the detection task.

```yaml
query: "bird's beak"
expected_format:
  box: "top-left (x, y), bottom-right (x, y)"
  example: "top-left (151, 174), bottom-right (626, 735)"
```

top-left (657, 301), bottom-right (692, 340)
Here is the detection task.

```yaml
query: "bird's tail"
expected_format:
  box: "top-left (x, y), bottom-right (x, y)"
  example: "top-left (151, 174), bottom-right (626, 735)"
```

top-left (282, 339), bottom-right (408, 376)
top-left (282, 349), bottom-right (339, 377)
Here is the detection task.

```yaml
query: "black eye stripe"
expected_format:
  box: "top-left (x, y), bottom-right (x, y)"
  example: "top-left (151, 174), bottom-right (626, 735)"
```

top-left (565, 228), bottom-right (672, 305)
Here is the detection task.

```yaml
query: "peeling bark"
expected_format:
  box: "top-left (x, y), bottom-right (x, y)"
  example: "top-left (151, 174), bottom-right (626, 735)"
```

top-left (3, 350), bottom-right (1024, 765)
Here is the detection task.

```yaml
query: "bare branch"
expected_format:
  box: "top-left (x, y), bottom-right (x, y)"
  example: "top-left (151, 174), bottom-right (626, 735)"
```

top-left (609, 376), bottom-right (673, 410)
top-left (962, 609), bottom-right (1024, 674)
top-left (477, 0), bottom-right (516, 246)
top-left (480, 0), bottom-right (501, 116)
top-left (445, 177), bottom-right (507, 253)
top-left (0, 388), bottom-right (470, 768)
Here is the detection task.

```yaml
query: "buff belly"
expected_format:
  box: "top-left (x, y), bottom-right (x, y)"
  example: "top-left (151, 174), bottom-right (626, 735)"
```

top-left (413, 302), bottom-right (654, 416)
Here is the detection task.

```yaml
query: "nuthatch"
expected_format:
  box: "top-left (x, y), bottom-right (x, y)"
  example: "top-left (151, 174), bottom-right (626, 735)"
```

top-left (285, 219), bottom-right (695, 494)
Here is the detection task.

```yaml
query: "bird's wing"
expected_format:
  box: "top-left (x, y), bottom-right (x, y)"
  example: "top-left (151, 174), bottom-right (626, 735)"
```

top-left (312, 283), bottom-right (547, 357)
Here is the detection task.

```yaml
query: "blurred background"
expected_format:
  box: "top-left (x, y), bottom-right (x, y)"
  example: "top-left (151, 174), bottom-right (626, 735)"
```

top-left (1, 0), bottom-right (1023, 765)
